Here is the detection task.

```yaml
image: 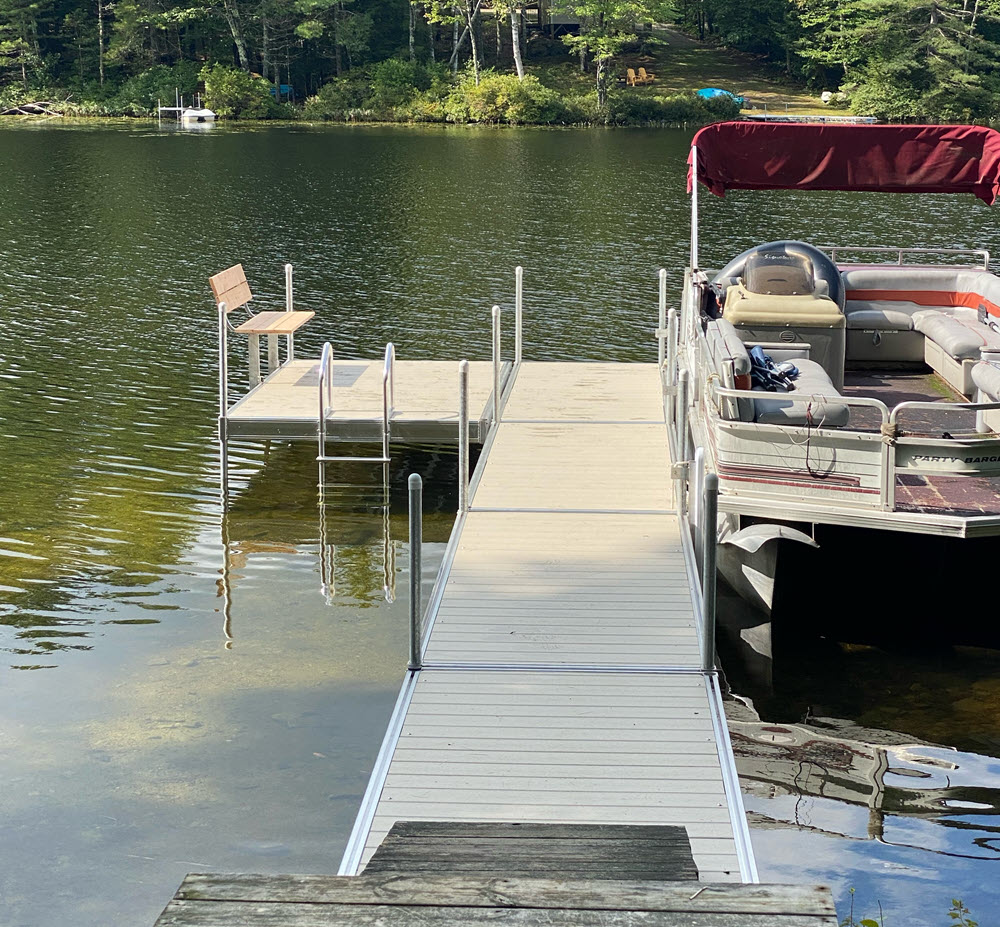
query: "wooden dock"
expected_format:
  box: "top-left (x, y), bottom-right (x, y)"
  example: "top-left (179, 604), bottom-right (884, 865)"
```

top-left (340, 361), bottom-right (756, 883)
top-left (155, 821), bottom-right (836, 925)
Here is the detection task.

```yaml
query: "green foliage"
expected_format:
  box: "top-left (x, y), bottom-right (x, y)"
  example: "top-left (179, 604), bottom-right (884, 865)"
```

top-left (604, 89), bottom-right (740, 125)
top-left (949, 898), bottom-right (978, 927)
top-left (115, 62), bottom-right (202, 115)
top-left (303, 75), bottom-right (372, 119)
top-left (444, 71), bottom-right (576, 124)
top-left (369, 58), bottom-right (434, 109)
top-left (200, 63), bottom-right (279, 119)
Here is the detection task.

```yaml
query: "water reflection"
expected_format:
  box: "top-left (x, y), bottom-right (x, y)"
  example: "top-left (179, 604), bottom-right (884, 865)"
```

top-left (723, 632), bottom-right (1000, 918)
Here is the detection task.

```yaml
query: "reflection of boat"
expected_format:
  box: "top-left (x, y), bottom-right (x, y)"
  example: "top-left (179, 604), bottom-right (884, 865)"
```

top-left (672, 123), bottom-right (1000, 657)
top-left (728, 703), bottom-right (1000, 858)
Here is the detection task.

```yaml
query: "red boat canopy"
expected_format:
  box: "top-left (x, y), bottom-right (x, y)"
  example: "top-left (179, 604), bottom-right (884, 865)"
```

top-left (688, 122), bottom-right (1000, 205)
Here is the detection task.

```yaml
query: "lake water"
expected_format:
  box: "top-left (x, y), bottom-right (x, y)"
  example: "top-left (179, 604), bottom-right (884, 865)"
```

top-left (1, 121), bottom-right (998, 926)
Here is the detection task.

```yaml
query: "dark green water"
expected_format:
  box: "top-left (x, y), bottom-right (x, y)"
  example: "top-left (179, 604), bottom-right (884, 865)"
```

top-left (0, 121), bottom-right (997, 926)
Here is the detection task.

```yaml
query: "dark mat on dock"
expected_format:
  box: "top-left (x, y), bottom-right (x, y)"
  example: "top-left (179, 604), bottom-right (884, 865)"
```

top-left (362, 821), bottom-right (698, 881)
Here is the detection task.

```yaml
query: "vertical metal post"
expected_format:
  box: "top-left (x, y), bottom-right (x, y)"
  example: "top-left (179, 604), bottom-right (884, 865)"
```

top-left (658, 269), bottom-right (667, 367)
top-left (690, 144), bottom-right (699, 271)
top-left (676, 369), bottom-right (689, 461)
top-left (515, 266), bottom-right (524, 364)
top-left (218, 301), bottom-right (229, 498)
top-left (692, 446), bottom-right (705, 555)
top-left (701, 473), bottom-right (719, 673)
top-left (666, 308), bottom-right (679, 389)
top-left (408, 473), bottom-right (423, 671)
top-left (267, 334), bottom-right (279, 374)
top-left (285, 263), bottom-right (295, 361)
top-left (492, 305), bottom-right (501, 427)
top-left (248, 333), bottom-right (261, 388)
top-left (458, 360), bottom-right (470, 513)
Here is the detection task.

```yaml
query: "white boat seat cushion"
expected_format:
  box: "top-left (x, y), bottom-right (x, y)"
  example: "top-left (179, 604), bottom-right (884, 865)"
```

top-left (972, 362), bottom-right (1000, 401)
top-left (912, 310), bottom-right (1000, 360)
top-left (845, 307), bottom-right (916, 330)
top-left (753, 358), bottom-right (850, 428)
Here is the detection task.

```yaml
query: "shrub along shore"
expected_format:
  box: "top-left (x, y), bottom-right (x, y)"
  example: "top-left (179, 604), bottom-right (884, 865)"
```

top-left (0, 58), bottom-right (741, 127)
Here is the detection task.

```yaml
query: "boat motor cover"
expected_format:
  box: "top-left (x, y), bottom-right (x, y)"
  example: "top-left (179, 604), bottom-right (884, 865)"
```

top-left (688, 123), bottom-right (1000, 206)
top-left (713, 241), bottom-right (845, 310)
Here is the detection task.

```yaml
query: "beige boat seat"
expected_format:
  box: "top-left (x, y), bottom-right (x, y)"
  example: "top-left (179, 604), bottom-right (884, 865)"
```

top-left (723, 284), bottom-right (845, 328)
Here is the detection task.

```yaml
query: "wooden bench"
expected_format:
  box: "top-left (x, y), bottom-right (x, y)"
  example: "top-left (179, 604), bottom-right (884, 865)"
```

top-left (210, 263), bottom-right (315, 388)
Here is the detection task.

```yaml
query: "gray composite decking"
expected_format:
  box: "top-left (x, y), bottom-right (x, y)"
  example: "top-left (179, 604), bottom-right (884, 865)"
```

top-left (342, 362), bottom-right (755, 884)
top-left (224, 358), bottom-right (507, 442)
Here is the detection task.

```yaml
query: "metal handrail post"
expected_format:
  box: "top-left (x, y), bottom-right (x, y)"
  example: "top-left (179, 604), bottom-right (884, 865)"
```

top-left (492, 305), bottom-right (501, 427)
top-left (677, 369), bottom-right (689, 462)
top-left (218, 301), bottom-right (229, 496)
top-left (382, 343), bottom-right (395, 462)
top-left (658, 269), bottom-right (667, 366)
top-left (690, 144), bottom-right (699, 271)
top-left (318, 342), bottom-right (333, 488)
top-left (408, 473), bottom-right (423, 671)
top-left (285, 263), bottom-right (295, 361)
top-left (666, 308), bottom-right (679, 389)
top-left (458, 360), bottom-right (470, 513)
top-left (515, 266), bottom-right (523, 364)
top-left (701, 472), bottom-right (719, 673)
top-left (692, 447), bottom-right (705, 562)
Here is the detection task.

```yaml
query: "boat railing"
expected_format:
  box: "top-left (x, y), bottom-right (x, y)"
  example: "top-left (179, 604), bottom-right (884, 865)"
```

top-left (703, 381), bottom-right (1000, 513)
top-left (826, 246), bottom-right (990, 270)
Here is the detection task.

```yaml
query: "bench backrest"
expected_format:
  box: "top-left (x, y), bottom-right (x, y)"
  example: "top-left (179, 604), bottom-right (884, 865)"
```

top-left (627, 68), bottom-right (637, 82)
top-left (210, 264), bottom-right (253, 313)
top-left (638, 68), bottom-right (650, 79)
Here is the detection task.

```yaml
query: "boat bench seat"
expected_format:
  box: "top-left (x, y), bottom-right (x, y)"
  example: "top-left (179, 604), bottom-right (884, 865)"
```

top-left (706, 318), bottom-right (849, 427)
top-left (841, 266), bottom-right (1000, 393)
top-left (972, 361), bottom-right (1000, 402)
top-left (752, 358), bottom-right (850, 427)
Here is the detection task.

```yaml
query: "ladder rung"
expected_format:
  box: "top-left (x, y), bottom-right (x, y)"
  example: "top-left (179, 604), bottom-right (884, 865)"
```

top-left (317, 455), bottom-right (391, 464)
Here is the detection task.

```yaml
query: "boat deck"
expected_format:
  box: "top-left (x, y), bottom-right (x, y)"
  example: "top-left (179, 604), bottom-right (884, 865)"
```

top-left (341, 361), bottom-right (755, 884)
top-left (844, 369), bottom-right (1000, 514)
top-left (224, 359), bottom-right (508, 442)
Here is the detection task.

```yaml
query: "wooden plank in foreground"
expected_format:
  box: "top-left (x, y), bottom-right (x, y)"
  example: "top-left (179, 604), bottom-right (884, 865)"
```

top-left (157, 874), bottom-right (837, 926)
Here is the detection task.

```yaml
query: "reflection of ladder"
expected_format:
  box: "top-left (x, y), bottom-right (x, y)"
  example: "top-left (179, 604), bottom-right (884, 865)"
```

top-left (317, 342), bottom-right (394, 485)
top-left (318, 465), bottom-right (396, 605)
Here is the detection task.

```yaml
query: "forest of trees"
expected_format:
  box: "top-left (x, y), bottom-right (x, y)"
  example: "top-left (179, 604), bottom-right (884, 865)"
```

top-left (0, 0), bottom-right (998, 122)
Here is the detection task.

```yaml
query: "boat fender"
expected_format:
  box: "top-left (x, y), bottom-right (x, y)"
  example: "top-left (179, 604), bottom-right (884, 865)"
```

top-left (720, 524), bottom-right (819, 554)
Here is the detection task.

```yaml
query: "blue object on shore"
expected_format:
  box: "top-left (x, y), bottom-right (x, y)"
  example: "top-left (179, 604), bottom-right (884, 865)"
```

top-left (697, 87), bottom-right (745, 106)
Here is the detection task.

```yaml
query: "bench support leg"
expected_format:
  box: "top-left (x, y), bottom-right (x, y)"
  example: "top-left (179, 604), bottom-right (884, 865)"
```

top-left (248, 333), bottom-right (261, 388)
top-left (267, 333), bottom-right (279, 374)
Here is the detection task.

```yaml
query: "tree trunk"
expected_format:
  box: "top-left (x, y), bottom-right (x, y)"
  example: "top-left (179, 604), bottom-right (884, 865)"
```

top-left (452, 7), bottom-right (460, 73)
top-left (596, 56), bottom-right (607, 109)
top-left (97, 0), bottom-right (104, 86)
top-left (335, 2), bottom-right (343, 76)
top-left (222, 0), bottom-right (250, 70)
top-left (510, 8), bottom-right (524, 78)
top-left (409, 2), bottom-right (416, 61)
top-left (428, 7), bottom-right (435, 61)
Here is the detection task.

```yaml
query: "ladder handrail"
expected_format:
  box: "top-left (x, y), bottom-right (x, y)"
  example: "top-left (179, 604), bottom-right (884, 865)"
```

top-left (318, 341), bottom-right (335, 465)
top-left (382, 342), bottom-right (395, 460)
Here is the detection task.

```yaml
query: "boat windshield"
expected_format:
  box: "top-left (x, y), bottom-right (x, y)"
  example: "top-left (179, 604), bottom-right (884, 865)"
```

top-left (743, 250), bottom-right (814, 296)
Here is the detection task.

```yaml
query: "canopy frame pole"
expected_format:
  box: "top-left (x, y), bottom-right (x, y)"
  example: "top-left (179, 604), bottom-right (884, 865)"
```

top-left (690, 143), bottom-right (699, 272)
